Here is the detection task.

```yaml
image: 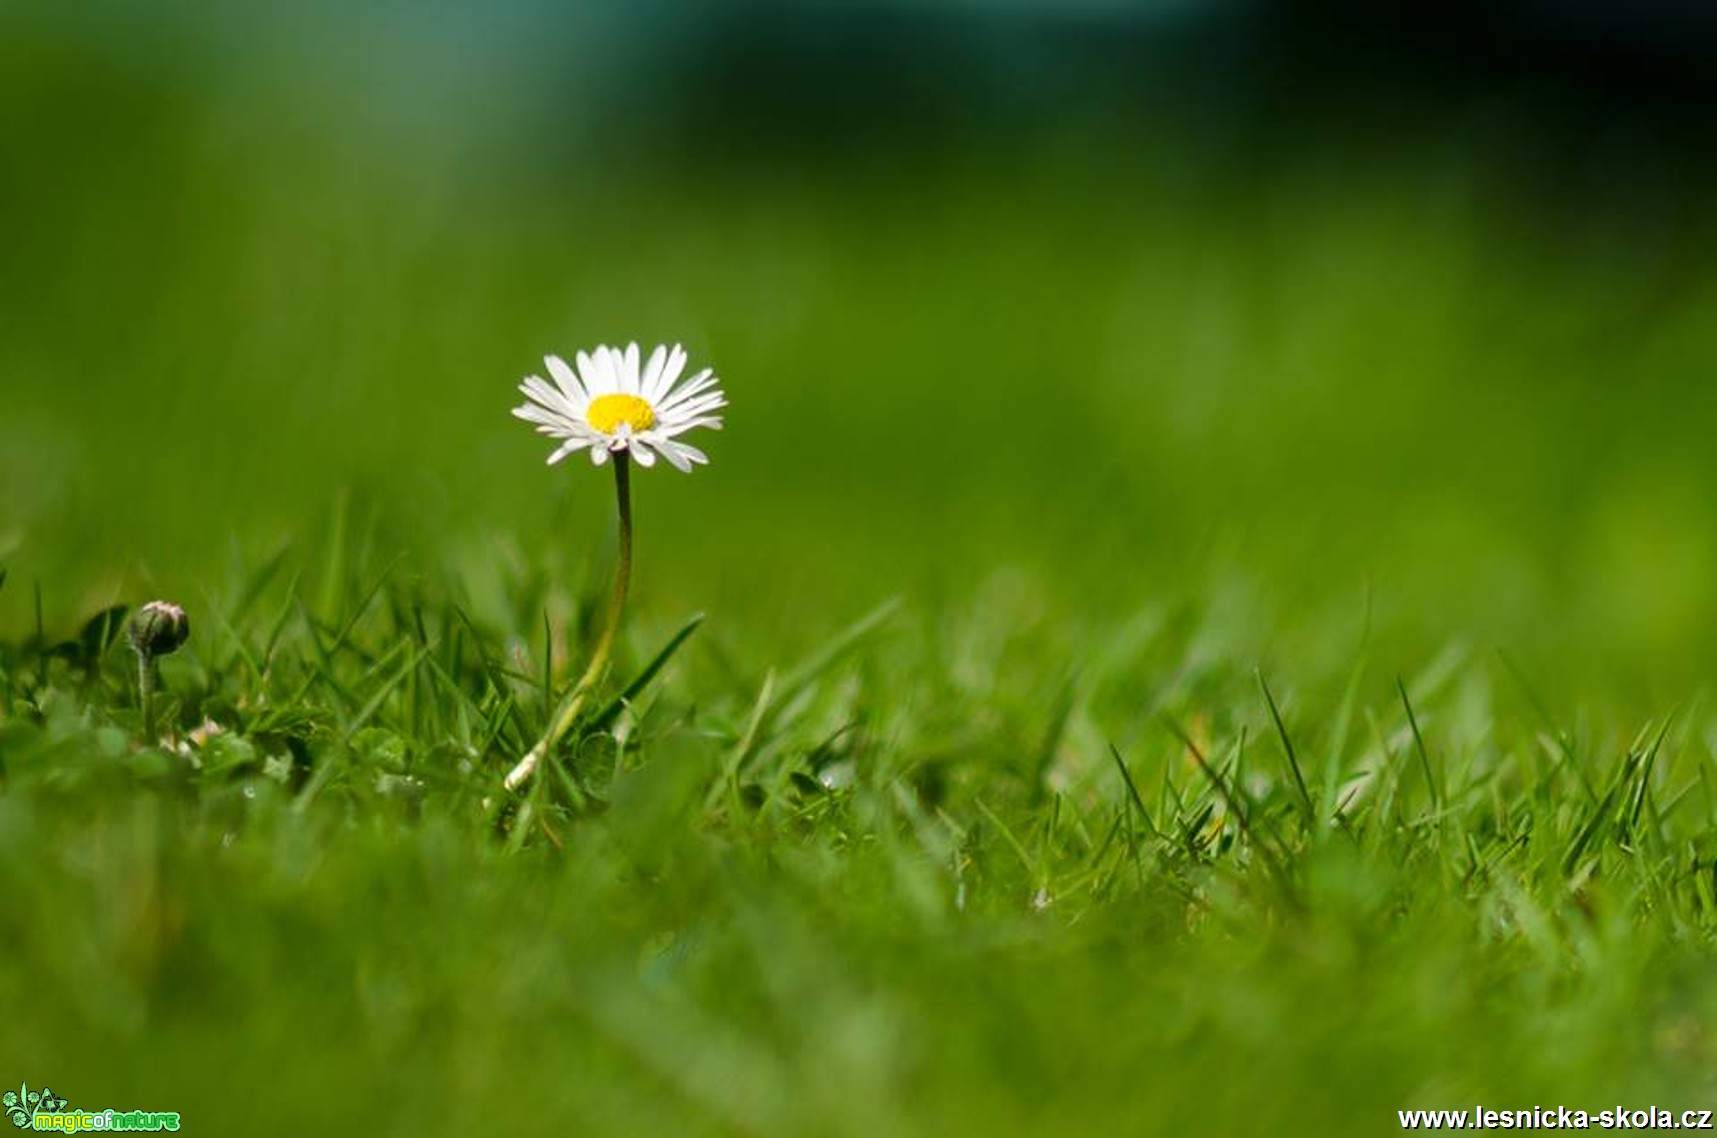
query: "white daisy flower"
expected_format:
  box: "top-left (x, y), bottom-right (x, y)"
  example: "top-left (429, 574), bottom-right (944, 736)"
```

top-left (512, 342), bottom-right (725, 472)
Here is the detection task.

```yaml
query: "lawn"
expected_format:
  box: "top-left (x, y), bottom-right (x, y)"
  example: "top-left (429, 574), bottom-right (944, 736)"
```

top-left (4, 12), bottom-right (1717, 1135)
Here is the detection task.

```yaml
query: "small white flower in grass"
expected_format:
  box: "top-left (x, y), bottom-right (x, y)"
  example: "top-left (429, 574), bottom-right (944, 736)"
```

top-left (513, 342), bottom-right (726, 472)
top-left (500, 341), bottom-right (726, 799)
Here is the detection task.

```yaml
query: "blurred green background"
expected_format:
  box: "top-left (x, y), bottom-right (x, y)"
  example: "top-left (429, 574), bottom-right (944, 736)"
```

top-left (7, 0), bottom-right (1717, 697)
top-left (8, 3), bottom-right (1717, 1133)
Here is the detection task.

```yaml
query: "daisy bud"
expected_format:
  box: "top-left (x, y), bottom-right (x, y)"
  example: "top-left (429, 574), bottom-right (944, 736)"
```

top-left (129, 600), bottom-right (190, 659)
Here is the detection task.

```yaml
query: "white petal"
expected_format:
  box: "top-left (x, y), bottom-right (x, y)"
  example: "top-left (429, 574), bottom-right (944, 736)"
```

top-left (544, 356), bottom-right (588, 403)
top-left (629, 439), bottom-right (657, 467)
top-left (655, 384), bottom-right (724, 411)
top-left (547, 438), bottom-right (591, 465)
top-left (656, 440), bottom-right (694, 472)
top-left (671, 440), bottom-right (708, 466)
top-left (648, 345), bottom-right (687, 403)
top-left (655, 416), bottom-right (723, 439)
top-left (621, 343), bottom-right (641, 394)
top-left (591, 445), bottom-right (610, 466)
top-left (605, 345), bottom-right (626, 391)
top-left (660, 367), bottom-right (715, 398)
top-left (657, 393), bottom-right (726, 421)
top-left (575, 350), bottom-right (606, 396)
top-left (520, 375), bottom-right (584, 418)
top-left (641, 345), bottom-right (667, 398)
top-left (599, 347), bottom-right (622, 394)
top-left (514, 390), bottom-right (575, 418)
top-left (513, 403), bottom-right (574, 430)
top-left (656, 371), bottom-right (721, 415)
top-left (549, 420), bottom-right (603, 441)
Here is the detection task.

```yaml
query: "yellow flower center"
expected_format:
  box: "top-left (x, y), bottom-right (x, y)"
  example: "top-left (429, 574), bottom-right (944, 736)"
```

top-left (586, 393), bottom-right (656, 434)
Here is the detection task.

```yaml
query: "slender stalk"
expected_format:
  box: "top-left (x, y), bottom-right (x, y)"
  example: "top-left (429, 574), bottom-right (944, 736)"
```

top-left (137, 652), bottom-right (156, 740)
top-left (505, 452), bottom-right (633, 792)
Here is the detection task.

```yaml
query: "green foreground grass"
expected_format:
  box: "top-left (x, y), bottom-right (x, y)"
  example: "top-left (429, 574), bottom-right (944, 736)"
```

top-left (2, 541), bottom-right (1715, 1135)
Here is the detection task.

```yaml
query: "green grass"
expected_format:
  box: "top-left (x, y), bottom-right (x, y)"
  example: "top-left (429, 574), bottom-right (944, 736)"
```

top-left (3, 532), bottom-right (1716, 1134)
top-left (8, 22), bottom-right (1717, 1130)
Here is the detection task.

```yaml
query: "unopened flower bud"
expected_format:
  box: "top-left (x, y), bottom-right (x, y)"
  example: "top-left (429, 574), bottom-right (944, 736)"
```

top-left (129, 600), bottom-right (190, 659)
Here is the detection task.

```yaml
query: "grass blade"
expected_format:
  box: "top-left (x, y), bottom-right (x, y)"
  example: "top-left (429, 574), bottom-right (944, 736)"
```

top-left (588, 613), bottom-right (706, 733)
top-left (1258, 670), bottom-right (1315, 825)
top-left (1397, 677), bottom-right (1442, 811)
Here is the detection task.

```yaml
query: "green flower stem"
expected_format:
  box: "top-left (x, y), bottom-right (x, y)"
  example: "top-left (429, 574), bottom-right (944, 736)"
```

top-left (504, 451), bottom-right (632, 792)
top-left (137, 651), bottom-right (157, 740)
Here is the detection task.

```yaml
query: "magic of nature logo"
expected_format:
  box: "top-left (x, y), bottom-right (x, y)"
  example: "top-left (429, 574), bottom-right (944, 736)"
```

top-left (4, 1083), bottom-right (180, 1132)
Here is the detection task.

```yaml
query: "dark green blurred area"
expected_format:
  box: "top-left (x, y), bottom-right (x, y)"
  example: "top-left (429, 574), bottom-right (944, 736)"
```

top-left (6, 0), bottom-right (1717, 694)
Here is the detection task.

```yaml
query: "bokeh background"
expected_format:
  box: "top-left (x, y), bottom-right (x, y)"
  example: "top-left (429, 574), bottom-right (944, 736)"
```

top-left (6, 0), bottom-right (1717, 693)
top-left (9, 4), bottom-right (1717, 1134)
